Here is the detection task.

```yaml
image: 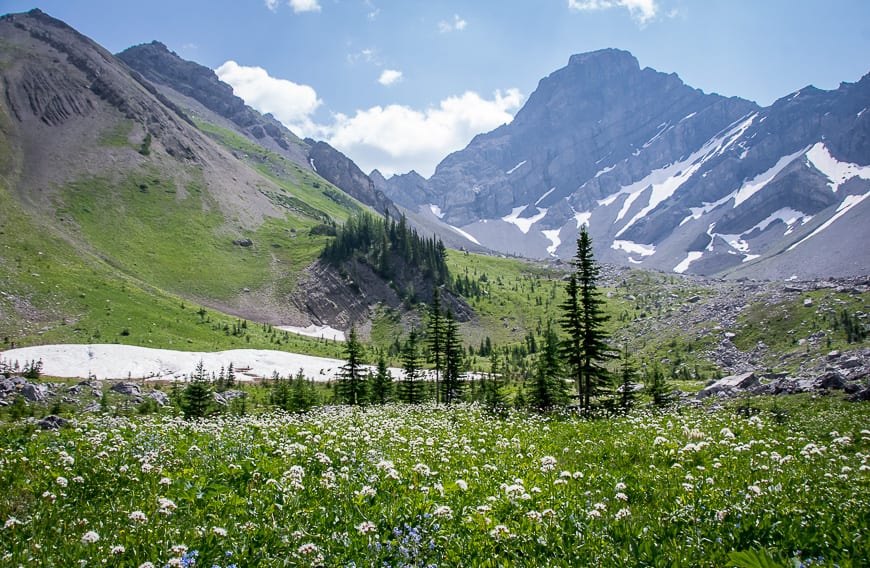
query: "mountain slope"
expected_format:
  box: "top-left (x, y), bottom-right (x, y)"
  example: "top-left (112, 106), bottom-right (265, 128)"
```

top-left (0, 9), bottom-right (370, 345)
top-left (381, 49), bottom-right (870, 279)
top-left (117, 41), bottom-right (400, 219)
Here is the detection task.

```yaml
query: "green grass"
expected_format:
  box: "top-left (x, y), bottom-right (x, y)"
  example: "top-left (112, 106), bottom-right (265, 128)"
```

top-left (733, 288), bottom-right (870, 369)
top-left (1, 397), bottom-right (868, 566)
top-left (195, 119), bottom-right (363, 222)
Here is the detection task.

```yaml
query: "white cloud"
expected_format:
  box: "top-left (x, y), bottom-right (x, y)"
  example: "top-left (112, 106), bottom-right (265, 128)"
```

top-left (215, 61), bottom-right (322, 134)
top-left (326, 89), bottom-right (523, 177)
top-left (264, 0), bottom-right (279, 10)
top-left (289, 0), bottom-right (321, 13)
top-left (568, 0), bottom-right (658, 24)
top-left (378, 69), bottom-right (403, 86)
top-left (439, 14), bottom-right (468, 33)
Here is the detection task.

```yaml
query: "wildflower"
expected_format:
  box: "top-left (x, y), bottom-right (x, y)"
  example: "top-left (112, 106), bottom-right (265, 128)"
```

top-left (111, 545), bottom-right (126, 554)
top-left (433, 505), bottom-right (453, 519)
top-left (213, 526), bottom-right (227, 537)
top-left (456, 479), bottom-right (468, 491)
top-left (4, 517), bottom-right (22, 529)
top-left (615, 492), bottom-right (628, 502)
top-left (72, 476), bottom-right (84, 484)
top-left (412, 463), bottom-right (432, 476)
top-left (490, 525), bottom-right (511, 539)
top-left (539, 455), bottom-right (557, 472)
top-left (138, 563), bottom-right (155, 568)
top-left (355, 485), bottom-right (377, 498)
top-left (159, 477), bottom-right (172, 486)
top-left (129, 510), bottom-right (148, 523)
top-left (526, 510), bottom-right (542, 522)
top-left (747, 485), bottom-right (762, 496)
top-left (170, 545), bottom-right (188, 555)
top-left (615, 482), bottom-right (627, 491)
top-left (356, 521), bottom-right (377, 534)
top-left (56, 476), bottom-right (68, 488)
top-left (587, 509), bottom-right (601, 519)
top-left (81, 530), bottom-right (100, 544)
top-left (298, 543), bottom-right (319, 555)
top-left (158, 497), bottom-right (177, 515)
top-left (615, 507), bottom-right (631, 520)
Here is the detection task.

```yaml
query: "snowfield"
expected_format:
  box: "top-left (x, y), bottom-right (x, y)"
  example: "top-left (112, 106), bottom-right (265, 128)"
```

top-left (0, 344), bottom-right (398, 382)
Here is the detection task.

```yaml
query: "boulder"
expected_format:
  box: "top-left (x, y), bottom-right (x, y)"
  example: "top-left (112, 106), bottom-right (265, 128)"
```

top-left (817, 371), bottom-right (846, 390)
top-left (213, 390), bottom-right (247, 406)
top-left (697, 372), bottom-right (757, 398)
top-left (21, 383), bottom-right (48, 402)
top-left (146, 389), bottom-right (170, 407)
top-left (110, 382), bottom-right (141, 396)
top-left (37, 415), bottom-right (68, 430)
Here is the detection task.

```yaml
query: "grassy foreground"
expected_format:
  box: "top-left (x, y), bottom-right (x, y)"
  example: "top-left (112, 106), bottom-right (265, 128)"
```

top-left (1, 397), bottom-right (868, 567)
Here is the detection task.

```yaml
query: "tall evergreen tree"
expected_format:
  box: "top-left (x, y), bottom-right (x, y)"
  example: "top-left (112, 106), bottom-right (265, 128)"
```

top-left (369, 353), bottom-right (393, 404)
top-left (483, 349), bottom-right (508, 411)
top-left (427, 286), bottom-right (445, 404)
top-left (398, 330), bottom-right (425, 404)
top-left (441, 310), bottom-right (465, 404)
top-left (181, 360), bottom-right (213, 419)
top-left (560, 227), bottom-right (613, 411)
top-left (645, 361), bottom-right (674, 408)
top-left (337, 326), bottom-right (366, 405)
top-left (529, 324), bottom-right (567, 411)
top-left (617, 345), bottom-right (638, 411)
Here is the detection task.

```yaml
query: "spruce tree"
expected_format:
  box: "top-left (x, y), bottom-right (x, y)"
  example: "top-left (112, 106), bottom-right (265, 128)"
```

top-left (337, 326), bottom-right (366, 405)
top-left (617, 345), bottom-right (638, 411)
top-left (370, 353), bottom-right (393, 404)
top-left (181, 360), bottom-right (213, 419)
top-left (646, 361), bottom-right (674, 408)
top-left (560, 227), bottom-right (613, 411)
top-left (442, 310), bottom-right (465, 404)
top-left (484, 349), bottom-right (508, 411)
top-left (290, 370), bottom-right (318, 412)
top-left (427, 287), bottom-right (445, 404)
top-left (398, 330), bottom-right (425, 404)
top-left (530, 324), bottom-right (566, 411)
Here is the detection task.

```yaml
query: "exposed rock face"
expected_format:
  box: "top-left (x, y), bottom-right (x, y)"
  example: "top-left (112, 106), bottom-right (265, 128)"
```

top-left (381, 49), bottom-right (870, 279)
top-left (306, 141), bottom-right (401, 219)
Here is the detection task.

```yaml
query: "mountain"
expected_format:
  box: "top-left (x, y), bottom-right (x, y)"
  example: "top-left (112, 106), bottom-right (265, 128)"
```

top-left (381, 49), bottom-right (870, 279)
top-left (117, 40), bottom-right (400, 218)
top-left (0, 9), bottom-right (410, 345)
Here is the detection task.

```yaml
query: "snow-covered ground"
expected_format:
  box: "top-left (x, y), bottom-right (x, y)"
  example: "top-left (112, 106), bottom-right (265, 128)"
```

top-left (0, 344), bottom-right (392, 382)
top-left (275, 324), bottom-right (346, 342)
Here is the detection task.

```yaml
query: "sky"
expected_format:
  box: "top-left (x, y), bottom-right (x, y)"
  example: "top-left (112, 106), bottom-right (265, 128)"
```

top-left (5, 1), bottom-right (870, 178)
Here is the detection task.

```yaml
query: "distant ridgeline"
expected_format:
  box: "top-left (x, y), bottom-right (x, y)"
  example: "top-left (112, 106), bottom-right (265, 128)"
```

top-left (321, 212), bottom-right (451, 293)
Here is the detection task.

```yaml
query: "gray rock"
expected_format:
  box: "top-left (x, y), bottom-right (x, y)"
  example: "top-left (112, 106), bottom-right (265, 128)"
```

top-left (213, 389), bottom-right (247, 406)
top-left (21, 383), bottom-right (48, 402)
top-left (37, 415), bottom-right (68, 430)
top-left (817, 371), bottom-right (846, 390)
top-left (146, 389), bottom-right (170, 406)
top-left (83, 402), bottom-right (102, 413)
top-left (697, 372), bottom-right (758, 398)
top-left (110, 382), bottom-right (141, 396)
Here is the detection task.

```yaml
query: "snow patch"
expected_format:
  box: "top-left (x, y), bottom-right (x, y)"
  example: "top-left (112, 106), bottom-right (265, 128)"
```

top-left (449, 224), bottom-right (482, 246)
top-left (788, 191), bottom-right (870, 251)
top-left (429, 204), bottom-right (445, 219)
top-left (574, 210), bottom-right (592, 229)
top-left (742, 254), bottom-right (760, 263)
top-left (673, 251), bottom-right (703, 274)
top-left (805, 142), bottom-right (870, 192)
top-left (502, 206), bottom-right (547, 234)
top-left (611, 240), bottom-right (655, 257)
top-left (0, 344), bottom-right (382, 382)
top-left (506, 160), bottom-right (527, 175)
top-left (276, 324), bottom-right (346, 342)
top-left (594, 164), bottom-right (616, 178)
top-left (535, 187), bottom-right (556, 206)
top-left (542, 229), bottom-right (561, 256)
top-left (733, 146), bottom-right (811, 207)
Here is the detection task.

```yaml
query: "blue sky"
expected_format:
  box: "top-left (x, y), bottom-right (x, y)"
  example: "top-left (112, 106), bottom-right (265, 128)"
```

top-left (5, 1), bottom-right (870, 177)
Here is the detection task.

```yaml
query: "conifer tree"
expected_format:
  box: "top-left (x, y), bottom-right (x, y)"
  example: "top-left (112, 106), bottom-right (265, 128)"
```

top-left (560, 227), bottom-right (613, 411)
top-left (442, 310), bottom-right (465, 404)
top-left (530, 324), bottom-right (567, 410)
top-left (427, 287), bottom-right (445, 404)
top-left (617, 345), bottom-right (638, 411)
top-left (337, 326), bottom-right (366, 405)
top-left (483, 349), bottom-right (508, 411)
top-left (289, 370), bottom-right (318, 412)
top-left (646, 361), bottom-right (674, 408)
top-left (181, 360), bottom-right (213, 419)
top-left (370, 353), bottom-right (393, 404)
top-left (398, 330), bottom-right (425, 404)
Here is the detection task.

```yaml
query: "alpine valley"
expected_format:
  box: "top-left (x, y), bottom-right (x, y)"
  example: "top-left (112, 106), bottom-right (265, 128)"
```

top-left (0, 8), bottom-right (868, 382)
